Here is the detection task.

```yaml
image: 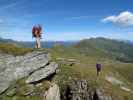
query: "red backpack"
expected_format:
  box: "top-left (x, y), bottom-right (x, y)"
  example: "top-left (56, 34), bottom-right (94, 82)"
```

top-left (32, 25), bottom-right (42, 37)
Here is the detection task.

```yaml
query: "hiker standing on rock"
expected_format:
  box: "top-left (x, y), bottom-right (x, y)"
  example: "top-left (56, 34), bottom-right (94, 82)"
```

top-left (96, 63), bottom-right (102, 76)
top-left (32, 25), bottom-right (42, 48)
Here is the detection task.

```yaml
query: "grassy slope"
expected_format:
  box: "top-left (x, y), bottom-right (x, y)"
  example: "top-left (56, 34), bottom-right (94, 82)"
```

top-left (0, 43), bottom-right (33, 56)
top-left (49, 45), bottom-right (133, 100)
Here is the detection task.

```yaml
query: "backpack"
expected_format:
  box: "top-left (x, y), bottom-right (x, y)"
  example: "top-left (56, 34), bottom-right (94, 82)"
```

top-left (32, 25), bottom-right (42, 37)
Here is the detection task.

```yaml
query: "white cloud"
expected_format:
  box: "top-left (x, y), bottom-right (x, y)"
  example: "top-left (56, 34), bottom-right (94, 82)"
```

top-left (102, 11), bottom-right (133, 27)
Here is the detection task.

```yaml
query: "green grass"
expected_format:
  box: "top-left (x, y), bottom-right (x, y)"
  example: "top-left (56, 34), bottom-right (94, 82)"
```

top-left (112, 63), bottom-right (133, 83)
top-left (0, 43), bottom-right (33, 56)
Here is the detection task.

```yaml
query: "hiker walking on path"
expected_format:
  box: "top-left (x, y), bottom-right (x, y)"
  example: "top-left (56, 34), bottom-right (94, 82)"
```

top-left (32, 25), bottom-right (42, 48)
top-left (96, 63), bottom-right (102, 76)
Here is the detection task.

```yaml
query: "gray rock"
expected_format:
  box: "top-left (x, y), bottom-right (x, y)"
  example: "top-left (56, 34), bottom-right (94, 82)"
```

top-left (26, 62), bottom-right (58, 83)
top-left (0, 51), bottom-right (51, 94)
top-left (56, 58), bottom-right (80, 66)
top-left (6, 88), bottom-right (16, 97)
top-left (69, 79), bottom-right (91, 100)
top-left (43, 83), bottom-right (60, 100)
top-left (62, 79), bottom-right (112, 100)
top-left (95, 89), bottom-right (112, 100)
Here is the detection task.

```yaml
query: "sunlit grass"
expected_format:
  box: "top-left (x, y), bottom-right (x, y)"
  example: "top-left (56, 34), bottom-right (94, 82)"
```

top-left (0, 43), bottom-right (33, 56)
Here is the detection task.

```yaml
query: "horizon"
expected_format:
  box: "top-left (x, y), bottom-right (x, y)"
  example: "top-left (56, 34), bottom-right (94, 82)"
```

top-left (0, 0), bottom-right (133, 41)
top-left (1, 36), bottom-right (132, 43)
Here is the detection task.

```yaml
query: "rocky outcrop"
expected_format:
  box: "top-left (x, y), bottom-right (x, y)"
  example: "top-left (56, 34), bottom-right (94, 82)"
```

top-left (106, 76), bottom-right (133, 94)
top-left (0, 51), bottom-right (58, 94)
top-left (56, 58), bottom-right (80, 66)
top-left (44, 83), bottom-right (60, 100)
top-left (62, 79), bottom-right (112, 100)
top-left (26, 62), bottom-right (58, 83)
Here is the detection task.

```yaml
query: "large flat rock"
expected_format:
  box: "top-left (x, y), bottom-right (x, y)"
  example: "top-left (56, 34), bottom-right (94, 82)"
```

top-left (26, 62), bottom-right (58, 83)
top-left (0, 51), bottom-right (51, 94)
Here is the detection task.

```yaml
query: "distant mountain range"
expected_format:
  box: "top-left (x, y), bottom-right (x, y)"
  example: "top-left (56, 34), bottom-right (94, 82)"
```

top-left (0, 37), bottom-right (78, 48)
top-left (74, 37), bottom-right (133, 63)
top-left (124, 40), bottom-right (133, 45)
top-left (1, 37), bottom-right (133, 48)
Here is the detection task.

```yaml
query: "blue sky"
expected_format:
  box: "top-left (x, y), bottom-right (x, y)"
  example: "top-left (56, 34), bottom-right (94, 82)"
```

top-left (0, 0), bottom-right (133, 41)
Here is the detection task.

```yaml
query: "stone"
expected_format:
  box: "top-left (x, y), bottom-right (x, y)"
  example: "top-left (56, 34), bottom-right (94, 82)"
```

top-left (106, 76), bottom-right (133, 94)
top-left (6, 88), bottom-right (16, 97)
top-left (95, 89), bottom-right (112, 100)
top-left (62, 79), bottom-right (112, 100)
top-left (105, 76), bottom-right (123, 86)
top-left (26, 62), bottom-right (58, 83)
top-left (44, 83), bottom-right (60, 100)
top-left (68, 79), bottom-right (91, 100)
top-left (56, 58), bottom-right (79, 66)
top-left (0, 51), bottom-right (51, 94)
